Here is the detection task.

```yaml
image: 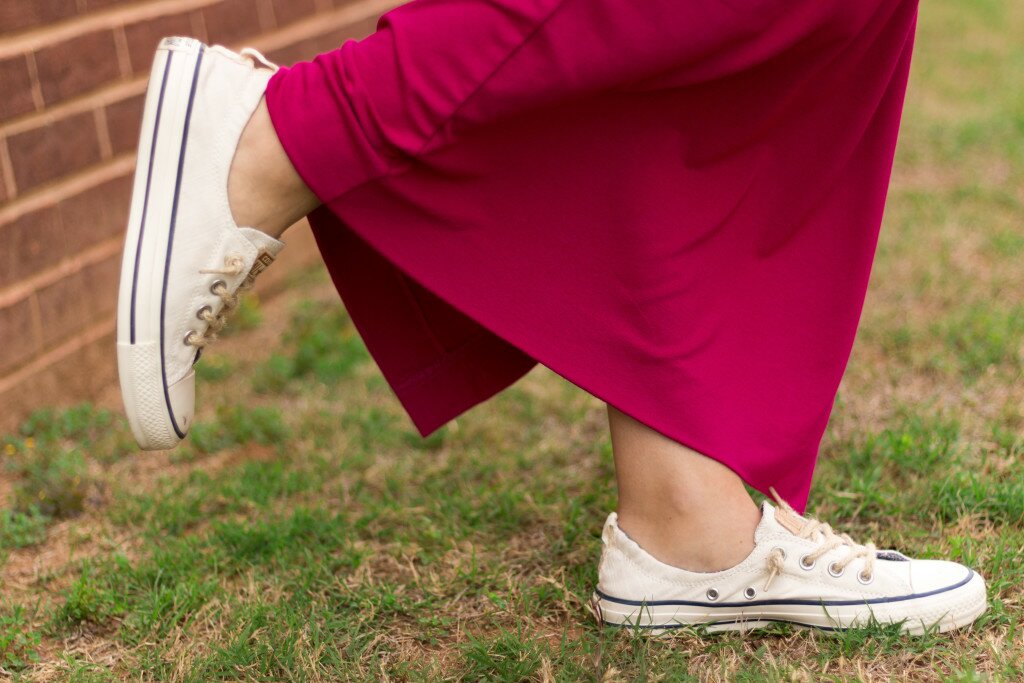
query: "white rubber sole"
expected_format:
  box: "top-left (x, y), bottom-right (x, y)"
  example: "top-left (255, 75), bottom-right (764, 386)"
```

top-left (116, 37), bottom-right (204, 450)
top-left (593, 570), bottom-right (987, 636)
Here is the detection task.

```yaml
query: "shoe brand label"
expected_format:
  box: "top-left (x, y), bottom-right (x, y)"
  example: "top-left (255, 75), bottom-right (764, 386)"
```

top-left (163, 36), bottom-right (200, 50)
top-left (243, 252), bottom-right (275, 288)
top-left (775, 508), bottom-right (807, 535)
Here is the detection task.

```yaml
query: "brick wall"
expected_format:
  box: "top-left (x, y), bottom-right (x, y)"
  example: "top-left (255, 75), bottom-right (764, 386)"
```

top-left (0, 0), bottom-right (398, 431)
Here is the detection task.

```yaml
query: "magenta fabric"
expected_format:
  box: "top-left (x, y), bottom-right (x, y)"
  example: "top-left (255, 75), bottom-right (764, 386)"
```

top-left (264, 0), bottom-right (920, 512)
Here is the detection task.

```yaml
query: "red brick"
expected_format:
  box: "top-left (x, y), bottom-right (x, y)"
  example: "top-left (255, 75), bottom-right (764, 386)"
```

top-left (35, 30), bottom-right (122, 106)
top-left (104, 94), bottom-right (145, 156)
top-left (270, 0), bottom-right (318, 28)
top-left (56, 328), bottom-right (117, 398)
top-left (0, 327), bottom-right (118, 435)
top-left (34, 272), bottom-right (88, 351)
top-left (0, 161), bottom-right (8, 204)
top-left (265, 40), bottom-right (319, 67)
top-left (315, 16), bottom-right (379, 51)
top-left (78, 252), bottom-right (121, 321)
top-left (0, 298), bottom-right (39, 375)
top-left (60, 175), bottom-right (132, 254)
top-left (0, 0), bottom-right (76, 36)
top-left (1, 205), bottom-right (67, 290)
top-left (266, 17), bottom-right (376, 66)
top-left (203, 0), bottom-right (264, 46)
top-left (7, 111), bottom-right (103, 193)
top-left (124, 11), bottom-right (198, 75)
top-left (0, 55), bottom-right (36, 122)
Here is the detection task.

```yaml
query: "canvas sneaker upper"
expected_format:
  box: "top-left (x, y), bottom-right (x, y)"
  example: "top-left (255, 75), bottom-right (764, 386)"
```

top-left (117, 37), bottom-right (285, 450)
top-left (594, 493), bottom-right (987, 634)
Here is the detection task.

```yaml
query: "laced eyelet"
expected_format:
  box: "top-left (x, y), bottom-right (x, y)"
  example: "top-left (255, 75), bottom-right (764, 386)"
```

top-left (772, 547), bottom-right (787, 561)
top-left (706, 588), bottom-right (719, 601)
top-left (857, 570), bottom-right (874, 585)
top-left (183, 330), bottom-right (198, 346)
top-left (799, 554), bottom-right (815, 571)
top-left (743, 587), bottom-right (756, 600)
top-left (210, 279), bottom-right (227, 294)
top-left (196, 305), bottom-right (212, 321)
top-left (828, 562), bottom-right (845, 578)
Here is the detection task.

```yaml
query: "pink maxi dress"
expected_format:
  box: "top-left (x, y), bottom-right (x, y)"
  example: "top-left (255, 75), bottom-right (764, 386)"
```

top-left (264, 0), bottom-right (921, 512)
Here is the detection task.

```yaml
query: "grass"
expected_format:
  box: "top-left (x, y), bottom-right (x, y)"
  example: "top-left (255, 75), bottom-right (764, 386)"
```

top-left (2, 0), bottom-right (1023, 679)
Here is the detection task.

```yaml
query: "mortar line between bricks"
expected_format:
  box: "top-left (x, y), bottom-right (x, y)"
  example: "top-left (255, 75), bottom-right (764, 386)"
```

top-left (0, 0), bottom-right (223, 59)
top-left (0, 79), bottom-right (149, 138)
top-left (0, 137), bottom-right (17, 200)
top-left (0, 235), bottom-right (124, 310)
top-left (0, 156), bottom-right (135, 226)
top-left (94, 108), bottom-right (114, 160)
top-left (24, 52), bottom-right (45, 111)
top-left (0, 317), bottom-right (114, 398)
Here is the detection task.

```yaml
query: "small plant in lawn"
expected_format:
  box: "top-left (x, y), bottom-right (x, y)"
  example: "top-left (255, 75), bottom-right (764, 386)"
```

top-left (187, 404), bottom-right (291, 455)
top-left (13, 448), bottom-right (91, 520)
top-left (252, 300), bottom-right (369, 393)
top-left (0, 606), bottom-right (41, 671)
top-left (217, 294), bottom-right (263, 336)
top-left (0, 505), bottom-right (48, 551)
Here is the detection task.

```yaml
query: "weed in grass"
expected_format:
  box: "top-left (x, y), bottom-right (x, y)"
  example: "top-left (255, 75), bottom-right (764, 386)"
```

top-left (3, 403), bottom-right (135, 465)
top-left (817, 410), bottom-right (963, 522)
top-left (0, 505), bottom-right (48, 551)
top-left (60, 657), bottom-right (117, 683)
top-left (341, 405), bottom-right (402, 453)
top-left (938, 303), bottom-right (1024, 378)
top-left (460, 629), bottom-right (545, 681)
top-left (0, 407), bottom-right (121, 541)
top-left (13, 448), bottom-right (91, 519)
top-left (193, 354), bottom-right (236, 383)
top-left (0, 606), bottom-right (41, 671)
top-left (932, 471), bottom-right (1024, 526)
top-left (987, 228), bottom-right (1024, 258)
top-left (187, 404), bottom-right (291, 455)
top-left (404, 424), bottom-right (448, 451)
top-left (252, 300), bottom-right (369, 394)
top-left (217, 293), bottom-right (263, 336)
top-left (52, 564), bottom-right (128, 629)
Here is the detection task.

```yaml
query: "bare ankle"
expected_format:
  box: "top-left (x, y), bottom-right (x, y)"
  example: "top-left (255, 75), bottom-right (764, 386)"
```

top-left (617, 502), bottom-right (761, 573)
top-left (229, 98), bottom-right (320, 238)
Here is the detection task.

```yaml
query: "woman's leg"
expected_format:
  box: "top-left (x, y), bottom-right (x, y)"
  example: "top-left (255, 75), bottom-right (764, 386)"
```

top-left (233, 0), bottom-right (875, 240)
top-left (608, 404), bottom-right (760, 572)
top-left (229, 99), bottom-right (319, 238)
top-left (598, 401), bottom-right (987, 634)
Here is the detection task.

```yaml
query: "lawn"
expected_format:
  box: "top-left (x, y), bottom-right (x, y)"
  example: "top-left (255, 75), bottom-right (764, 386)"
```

top-left (2, 0), bottom-right (1023, 680)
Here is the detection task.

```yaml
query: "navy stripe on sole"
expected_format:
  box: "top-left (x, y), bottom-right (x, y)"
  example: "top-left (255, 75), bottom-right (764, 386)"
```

top-left (158, 45), bottom-right (205, 440)
top-left (593, 570), bottom-right (974, 610)
top-left (129, 51), bottom-right (174, 345)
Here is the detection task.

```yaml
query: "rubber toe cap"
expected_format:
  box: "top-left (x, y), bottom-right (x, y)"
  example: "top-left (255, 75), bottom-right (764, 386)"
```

top-left (167, 368), bottom-right (196, 437)
top-left (909, 559), bottom-right (975, 594)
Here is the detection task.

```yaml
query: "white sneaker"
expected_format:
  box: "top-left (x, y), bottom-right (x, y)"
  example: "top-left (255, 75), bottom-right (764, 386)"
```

top-left (116, 37), bottom-right (285, 450)
top-left (593, 493), bottom-right (987, 635)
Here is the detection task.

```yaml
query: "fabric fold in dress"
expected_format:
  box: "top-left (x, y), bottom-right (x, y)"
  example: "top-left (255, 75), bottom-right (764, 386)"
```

top-left (264, 0), bottom-right (921, 512)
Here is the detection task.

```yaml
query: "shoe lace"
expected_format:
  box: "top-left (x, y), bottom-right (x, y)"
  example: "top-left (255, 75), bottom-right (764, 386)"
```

top-left (239, 47), bottom-right (278, 71)
top-left (762, 487), bottom-right (876, 591)
top-left (208, 44), bottom-right (279, 72)
top-left (186, 255), bottom-right (254, 348)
